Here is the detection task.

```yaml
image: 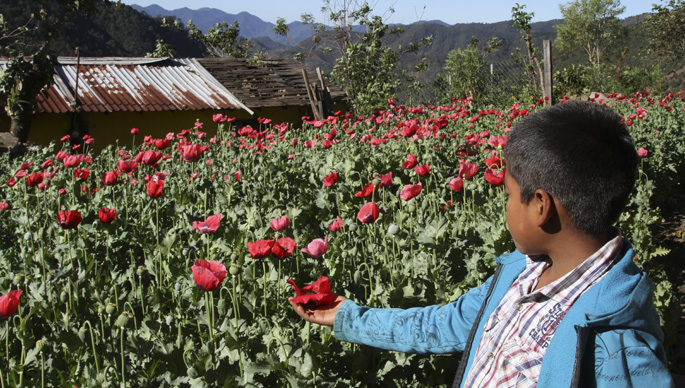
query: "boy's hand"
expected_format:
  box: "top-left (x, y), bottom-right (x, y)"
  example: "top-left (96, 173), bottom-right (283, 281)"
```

top-left (289, 295), bottom-right (347, 326)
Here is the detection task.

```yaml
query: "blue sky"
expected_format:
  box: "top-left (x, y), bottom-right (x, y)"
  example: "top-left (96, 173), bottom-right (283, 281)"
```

top-left (120, 0), bottom-right (658, 25)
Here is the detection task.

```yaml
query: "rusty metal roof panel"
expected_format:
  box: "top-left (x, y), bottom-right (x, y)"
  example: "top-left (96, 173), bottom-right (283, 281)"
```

top-left (2, 57), bottom-right (253, 115)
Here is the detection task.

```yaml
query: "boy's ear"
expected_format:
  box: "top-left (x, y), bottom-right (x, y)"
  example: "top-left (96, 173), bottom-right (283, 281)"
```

top-left (532, 188), bottom-right (556, 228)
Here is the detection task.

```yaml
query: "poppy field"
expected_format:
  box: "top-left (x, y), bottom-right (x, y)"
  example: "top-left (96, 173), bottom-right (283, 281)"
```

top-left (0, 93), bottom-right (683, 387)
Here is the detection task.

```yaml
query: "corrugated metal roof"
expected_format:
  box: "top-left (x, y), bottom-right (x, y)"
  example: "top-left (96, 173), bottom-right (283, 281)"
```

top-left (1, 57), bottom-right (253, 115)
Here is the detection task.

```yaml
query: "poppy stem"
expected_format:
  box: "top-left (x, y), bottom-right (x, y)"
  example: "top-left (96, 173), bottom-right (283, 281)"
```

top-left (262, 260), bottom-right (268, 316)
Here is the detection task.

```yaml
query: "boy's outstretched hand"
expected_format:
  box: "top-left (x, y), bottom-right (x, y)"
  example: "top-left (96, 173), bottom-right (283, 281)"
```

top-left (288, 295), bottom-right (347, 326)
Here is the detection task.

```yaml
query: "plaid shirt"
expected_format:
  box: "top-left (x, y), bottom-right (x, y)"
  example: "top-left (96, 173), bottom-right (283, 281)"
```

top-left (463, 233), bottom-right (623, 388)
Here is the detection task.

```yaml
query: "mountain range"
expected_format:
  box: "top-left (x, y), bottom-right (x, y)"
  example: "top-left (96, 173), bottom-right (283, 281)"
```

top-left (131, 4), bottom-right (324, 46)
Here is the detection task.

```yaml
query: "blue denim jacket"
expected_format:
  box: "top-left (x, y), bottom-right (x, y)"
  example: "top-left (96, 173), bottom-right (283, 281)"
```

top-left (334, 240), bottom-right (674, 387)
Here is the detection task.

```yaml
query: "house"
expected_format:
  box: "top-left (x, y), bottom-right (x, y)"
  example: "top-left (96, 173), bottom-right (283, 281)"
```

top-left (0, 56), bottom-right (253, 151)
top-left (1, 56), bottom-right (347, 152)
top-left (196, 57), bottom-right (347, 125)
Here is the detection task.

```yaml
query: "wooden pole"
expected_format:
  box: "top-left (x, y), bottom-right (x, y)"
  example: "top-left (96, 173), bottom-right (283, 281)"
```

top-left (543, 40), bottom-right (553, 106)
top-left (301, 69), bottom-right (322, 120)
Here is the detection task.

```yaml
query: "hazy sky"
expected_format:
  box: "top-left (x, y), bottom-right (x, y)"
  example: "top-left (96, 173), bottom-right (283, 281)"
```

top-left (120, 0), bottom-right (658, 25)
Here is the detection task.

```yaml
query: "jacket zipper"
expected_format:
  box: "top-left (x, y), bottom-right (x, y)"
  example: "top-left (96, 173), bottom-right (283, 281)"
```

top-left (451, 264), bottom-right (504, 388)
top-left (570, 325), bottom-right (587, 388)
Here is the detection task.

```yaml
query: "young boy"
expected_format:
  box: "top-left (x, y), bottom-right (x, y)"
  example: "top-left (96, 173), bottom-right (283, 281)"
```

top-left (289, 101), bottom-right (674, 387)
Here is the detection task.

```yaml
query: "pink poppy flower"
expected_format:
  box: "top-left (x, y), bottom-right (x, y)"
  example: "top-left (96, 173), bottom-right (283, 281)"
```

top-left (414, 164), bottom-right (430, 177)
top-left (301, 235), bottom-right (328, 258)
top-left (402, 154), bottom-right (417, 169)
top-left (191, 259), bottom-right (227, 291)
top-left (270, 215), bottom-right (291, 232)
top-left (458, 160), bottom-right (480, 180)
top-left (374, 172), bottom-right (392, 188)
top-left (192, 214), bottom-right (222, 233)
top-left (328, 216), bottom-right (343, 231)
top-left (637, 147), bottom-right (648, 158)
top-left (400, 182), bottom-right (422, 201)
top-left (449, 177), bottom-right (464, 192)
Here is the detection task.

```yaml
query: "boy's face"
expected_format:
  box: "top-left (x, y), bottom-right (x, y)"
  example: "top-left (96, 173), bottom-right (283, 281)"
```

top-left (504, 171), bottom-right (540, 255)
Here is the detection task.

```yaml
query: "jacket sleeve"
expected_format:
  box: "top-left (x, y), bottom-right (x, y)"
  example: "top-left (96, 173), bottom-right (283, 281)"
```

top-left (590, 329), bottom-right (675, 388)
top-left (333, 274), bottom-right (495, 354)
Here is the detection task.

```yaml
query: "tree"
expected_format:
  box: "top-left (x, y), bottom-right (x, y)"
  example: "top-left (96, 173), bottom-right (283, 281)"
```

top-left (555, 0), bottom-right (625, 74)
top-left (511, 3), bottom-right (544, 97)
top-left (278, 1), bottom-right (431, 115)
top-left (646, 0), bottom-right (685, 62)
top-left (145, 39), bottom-right (175, 58)
top-left (187, 20), bottom-right (251, 58)
top-left (439, 37), bottom-right (501, 103)
top-left (0, 0), bottom-right (115, 143)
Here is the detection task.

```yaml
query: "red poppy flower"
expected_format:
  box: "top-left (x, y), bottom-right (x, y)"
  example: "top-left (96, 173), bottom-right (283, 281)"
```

top-left (25, 172), bottom-right (43, 187)
top-left (146, 180), bottom-right (164, 199)
top-left (141, 150), bottom-right (163, 166)
top-left (7, 178), bottom-right (16, 187)
top-left (73, 169), bottom-right (90, 180)
top-left (272, 237), bottom-right (297, 259)
top-left (402, 154), bottom-right (417, 169)
top-left (484, 168), bottom-right (505, 186)
top-left (354, 182), bottom-right (374, 198)
top-left (57, 210), bottom-right (82, 229)
top-left (191, 259), bottom-right (227, 291)
top-left (287, 276), bottom-right (336, 309)
top-left (322, 171), bottom-right (338, 187)
top-left (63, 154), bottom-right (84, 168)
top-left (637, 147), bottom-right (648, 158)
top-left (0, 290), bottom-right (22, 319)
top-left (458, 160), bottom-right (480, 180)
top-left (357, 202), bottom-right (380, 224)
top-left (154, 138), bottom-right (170, 150)
top-left (192, 214), bottom-right (222, 233)
top-left (181, 143), bottom-right (203, 162)
top-left (414, 164), bottom-right (430, 177)
top-left (328, 216), bottom-right (343, 231)
top-left (301, 235), bottom-right (328, 258)
top-left (400, 182), bottom-right (423, 201)
top-left (449, 177), bottom-right (464, 192)
top-left (98, 208), bottom-right (117, 223)
top-left (116, 159), bottom-right (138, 174)
top-left (233, 171), bottom-right (241, 181)
top-left (130, 127), bottom-right (140, 135)
top-left (41, 159), bottom-right (54, 169)
top-left (374, 172), bottom-right (392, 188)
top-left (270, 215), bottom-right (290, 232)
top-left (102, 171), bottom-right (119, 186)
top-left (0, 202), bottom-right (8, 210)
top-left (247, 239), bottom-right (275, 259)
top-left (15, 170), bottom-right (27, 179)
top-left (484, 155), bottom-right (502, 168)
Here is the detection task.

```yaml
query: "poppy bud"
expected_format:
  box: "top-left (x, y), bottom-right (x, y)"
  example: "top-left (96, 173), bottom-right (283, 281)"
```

top-left (115, 312), bottom-right (131, 328)
top-left (388, 224), bottom-right (400, 235)
top-left (60, 291), bottom-right (68, 303)
top-left (35, 340), bottom-right (48, 352)
top-left (105, 303), bottom-right (116, 314)
top-left (217, 299), bottom-right (227, 315)
top-left (166, 315), bottom-right (174, 326)
top-left (229, 265), bottom-right (240, 276)
top-left (78, 326), bottom-right (88, 342)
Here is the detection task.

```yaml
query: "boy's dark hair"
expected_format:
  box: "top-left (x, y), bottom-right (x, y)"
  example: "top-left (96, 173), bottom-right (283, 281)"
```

top-left (503, 101), bottom-right (638, 235)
